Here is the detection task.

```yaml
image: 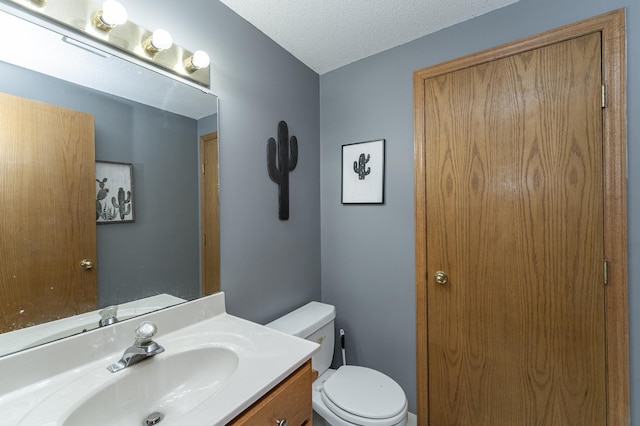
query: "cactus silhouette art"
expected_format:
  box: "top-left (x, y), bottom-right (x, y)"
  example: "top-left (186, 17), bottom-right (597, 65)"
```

top-left (353, 153), bottom-right (371, 180)
top-left (99, 204), bottom-right (119, 221)
top-left (96, 177), bottom-right (109, 220)
top-left (267, 121), bottom-right (298, 220)
top-left (111, 187), bottom-right (132, 220)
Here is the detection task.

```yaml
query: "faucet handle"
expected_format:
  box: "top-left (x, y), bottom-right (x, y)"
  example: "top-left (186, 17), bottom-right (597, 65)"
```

top-left (98, 305), bottom-right (119, 327)
top-left (135, 321), bottom-right (158, 345)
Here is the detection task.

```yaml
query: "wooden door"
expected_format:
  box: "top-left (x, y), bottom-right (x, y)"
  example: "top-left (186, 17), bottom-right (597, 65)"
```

top-left (415, 11), bottom-right (629, 425)
top-left (0, 92), bottom-right (97, 333)
top-left (200, 132), bottom-right (220, 296)
top-left (425, 32), bottom-right (605, 425)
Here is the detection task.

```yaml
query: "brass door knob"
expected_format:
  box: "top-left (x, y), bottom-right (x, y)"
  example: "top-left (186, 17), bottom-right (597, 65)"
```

top-left (80, 259), bottom-right (94, 270)
top-left (434, 271), bottom-right (448, 285)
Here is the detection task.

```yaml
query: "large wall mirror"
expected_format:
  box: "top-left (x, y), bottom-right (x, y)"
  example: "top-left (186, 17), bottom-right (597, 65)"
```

top-left (0, 6), bottom-right (219, 357)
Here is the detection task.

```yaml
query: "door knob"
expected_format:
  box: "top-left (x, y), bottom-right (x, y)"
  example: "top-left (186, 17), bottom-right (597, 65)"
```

top-left (434, 271), bottom-right (448, 285)
top-left (80, 259), bottom-right (94, 270)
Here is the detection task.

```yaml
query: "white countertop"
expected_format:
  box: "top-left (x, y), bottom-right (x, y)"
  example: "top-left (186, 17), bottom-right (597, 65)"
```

top-left (0, 294), bottom-right (186, 357)
top-left (0, 292), bottom-right (319, 425)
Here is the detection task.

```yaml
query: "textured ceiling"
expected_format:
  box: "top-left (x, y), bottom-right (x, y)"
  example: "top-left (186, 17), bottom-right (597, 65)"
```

top-left (218, 0), bottom-right (521, 74)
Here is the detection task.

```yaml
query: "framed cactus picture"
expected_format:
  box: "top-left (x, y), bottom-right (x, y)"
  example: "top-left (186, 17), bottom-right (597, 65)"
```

top-left (95, 161), bottom-right (135, 224)
top-left (341, 139), bottom-right (385, 204)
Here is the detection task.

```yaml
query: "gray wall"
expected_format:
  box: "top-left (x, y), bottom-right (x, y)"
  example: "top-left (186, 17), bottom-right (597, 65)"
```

top-left (320, 0), bottom-right (638, 418)
top-left (0, 61), bottom-right (201, 305)
top-left (198, 114), bottom-right (218, 136)
top-left (119, 0), bottom-right (322, 323)
top-left (3, 0), bottom-right (322, 328)
top-left (8, 0), bottom-right (634, 420)
top-left (210, 3), bottom-right (321, 323)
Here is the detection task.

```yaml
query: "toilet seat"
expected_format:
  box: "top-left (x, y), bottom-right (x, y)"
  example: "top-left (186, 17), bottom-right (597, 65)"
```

top-left (320, 366), bottom-right (408, 426)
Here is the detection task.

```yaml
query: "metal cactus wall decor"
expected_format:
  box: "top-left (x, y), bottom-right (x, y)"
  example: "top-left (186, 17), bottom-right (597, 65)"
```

top-left (267, 121), bottom-right (298, 220)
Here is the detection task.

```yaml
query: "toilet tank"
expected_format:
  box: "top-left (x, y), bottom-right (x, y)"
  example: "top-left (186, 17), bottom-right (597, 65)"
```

top-left (266, 302), bottom-right (336, 376)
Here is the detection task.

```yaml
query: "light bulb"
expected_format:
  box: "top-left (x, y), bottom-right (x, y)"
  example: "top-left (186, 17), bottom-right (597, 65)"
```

top-left (143, 29), bottom-right (173, 55)
top-left (94, 0), bottom-right (128, 31)
top-left (184, 50), bottom-right (210, 72)
top-left (101, 1), bottom-right (128, 25)
top-left (151, 29), bottom-right (173, 50)
top-left (192, 51), bottom-right (210, 69)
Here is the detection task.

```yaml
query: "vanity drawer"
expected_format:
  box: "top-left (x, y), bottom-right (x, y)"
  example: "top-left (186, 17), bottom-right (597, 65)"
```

top-left (229, 360), bottom-right (312, 426)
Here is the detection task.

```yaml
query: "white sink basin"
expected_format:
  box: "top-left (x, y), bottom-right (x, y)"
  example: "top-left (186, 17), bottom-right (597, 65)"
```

top-left (0, 292), bottom-right (319, 426)
top-left (63, 347), bottom-right (239, 425)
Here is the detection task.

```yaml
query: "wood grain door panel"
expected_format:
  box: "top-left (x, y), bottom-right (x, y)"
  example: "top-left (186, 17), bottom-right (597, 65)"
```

top-left (0, 93), bottom-right (97, 332)
top-left (200, 132), bottom-right (220, 296)
top-left (422, 33), bottom-right (605, 425)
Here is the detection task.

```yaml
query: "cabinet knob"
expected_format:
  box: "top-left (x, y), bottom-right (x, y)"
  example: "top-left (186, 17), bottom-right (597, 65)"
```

top-left (276, 420), bottom-right (288, 426)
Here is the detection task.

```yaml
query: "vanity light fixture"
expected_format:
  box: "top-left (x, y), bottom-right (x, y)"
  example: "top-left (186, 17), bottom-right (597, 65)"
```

top-left (4, 0), bottom-right (211, 87)
top-left (142, 29), bottom-right (173, 55)
top-left (183, 50), bottom-right (210, 73)
top-left (93, 0), bottom-right (128, 31)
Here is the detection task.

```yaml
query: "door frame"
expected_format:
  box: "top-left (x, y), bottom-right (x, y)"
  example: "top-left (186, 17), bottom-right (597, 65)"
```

top-left (413, 9), bottom-right (628, 425)
top-left (199, 131), bottom-right (220, 296)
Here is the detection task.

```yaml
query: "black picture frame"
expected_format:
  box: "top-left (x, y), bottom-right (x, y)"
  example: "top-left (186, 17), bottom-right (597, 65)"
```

top-left (96, 161), bottom-right (135, 224)
top-left (341, 139), bottom-right (385, 204)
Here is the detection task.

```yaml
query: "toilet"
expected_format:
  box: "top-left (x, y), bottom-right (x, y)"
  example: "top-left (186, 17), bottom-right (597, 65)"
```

top-left (266, 302), bottom-right (408, 426)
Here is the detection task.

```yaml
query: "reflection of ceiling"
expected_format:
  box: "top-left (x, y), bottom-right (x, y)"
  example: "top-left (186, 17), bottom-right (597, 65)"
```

top-left (0, 8), bottom-right (216, 120)
top-left (218, 0), bottom-right (522, 74)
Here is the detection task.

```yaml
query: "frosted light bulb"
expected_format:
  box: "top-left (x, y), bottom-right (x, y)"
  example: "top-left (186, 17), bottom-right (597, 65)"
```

top-left (143, 29), bottom-right (173, 54)
top-left (184, 50), bottom-right (211, 72)
top-left (191, 50), bottom-right (210, 69)
top-left (151, 29), bottom-right (173, 50)
top-left (100, 0), bottom-right (128, 26)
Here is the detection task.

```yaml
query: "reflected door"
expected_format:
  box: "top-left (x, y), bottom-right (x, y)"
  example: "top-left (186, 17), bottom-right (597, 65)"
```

top-left (200, 132), bottom-right (220, 296)
top-left (0, 92), bottom-right (97, 332)
top-left (418, 33), bottom-right (606, 424)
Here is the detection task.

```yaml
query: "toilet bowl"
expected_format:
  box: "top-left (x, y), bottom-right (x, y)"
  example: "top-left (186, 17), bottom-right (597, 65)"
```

top-left (313, 368), bottom-right (408, 426)
top-left (266, 302), bottom-right (408, 426)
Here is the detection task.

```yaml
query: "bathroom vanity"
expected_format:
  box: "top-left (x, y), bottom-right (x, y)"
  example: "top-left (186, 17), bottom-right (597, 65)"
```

top-left (0, 292), bottom-right (318, 425)
top-left (230, 360), bottom-right (313, 425)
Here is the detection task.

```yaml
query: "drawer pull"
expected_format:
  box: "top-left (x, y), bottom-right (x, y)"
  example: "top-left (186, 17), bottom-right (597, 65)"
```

top-left (276, 420), bottom-right (288, 426)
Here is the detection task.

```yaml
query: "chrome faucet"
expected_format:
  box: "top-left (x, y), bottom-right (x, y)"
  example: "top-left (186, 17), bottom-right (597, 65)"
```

top-left (107, 321), bottom-right (165, 373)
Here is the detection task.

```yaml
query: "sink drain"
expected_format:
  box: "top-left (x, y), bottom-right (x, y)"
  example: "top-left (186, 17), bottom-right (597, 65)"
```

top-left (143, 412), bottom-right (164, 425)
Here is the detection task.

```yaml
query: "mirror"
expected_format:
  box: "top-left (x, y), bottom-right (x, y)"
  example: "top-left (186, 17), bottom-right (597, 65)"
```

top-left (0, 7), bottom-right (219, 357)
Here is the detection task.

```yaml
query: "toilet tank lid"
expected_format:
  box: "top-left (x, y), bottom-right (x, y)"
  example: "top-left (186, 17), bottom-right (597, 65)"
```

top-left (266, 301), bottom-right (336, 338)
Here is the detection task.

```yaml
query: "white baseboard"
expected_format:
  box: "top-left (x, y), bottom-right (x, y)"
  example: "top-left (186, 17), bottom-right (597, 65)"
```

top-left (407, 412), bottom-right (417, 426)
